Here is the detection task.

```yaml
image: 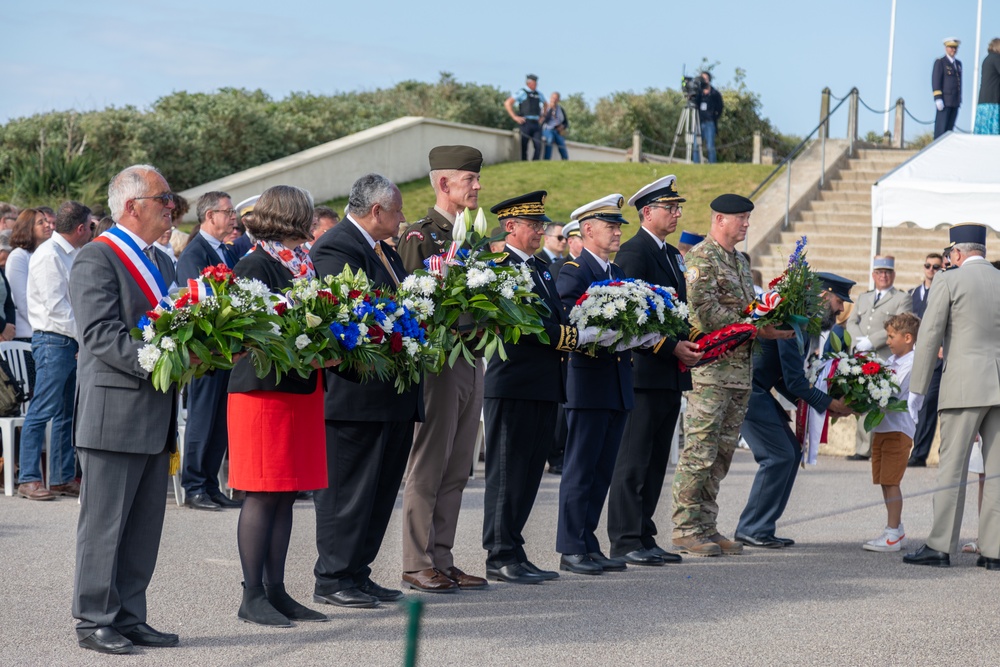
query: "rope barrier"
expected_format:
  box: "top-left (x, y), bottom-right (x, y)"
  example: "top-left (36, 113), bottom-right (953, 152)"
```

top-left (858, 97), bottom-right (891, 115)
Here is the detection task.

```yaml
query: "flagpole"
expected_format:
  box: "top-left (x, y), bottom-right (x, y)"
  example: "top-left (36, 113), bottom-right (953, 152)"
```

top-left (883, 0), bottom-right (897, 136)
top-left (970, 0), bottom-right (983, 129)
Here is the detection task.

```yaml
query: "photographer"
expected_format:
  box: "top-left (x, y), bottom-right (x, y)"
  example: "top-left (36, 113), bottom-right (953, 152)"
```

top-left (693, 72), bottom-right (723, 164)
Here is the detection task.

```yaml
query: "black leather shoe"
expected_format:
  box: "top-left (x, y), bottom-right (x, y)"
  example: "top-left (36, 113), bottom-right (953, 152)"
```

top-left (547, 464), bottom-right (563, 475)
top-left (977, 556), bottom-right (1000, 570)
top-left (358, 579), bottom-right (404, 601)
top-left (522, 561), bottom-right (559, 580)
top-left (735, 533), bottom-right (784, 548)
top-left (902, 544), bottom-right (950, 567)
top-left (184, 493), bottom-right (221, 511)
top-left (621, 548), bottom-right (665, 566)
top-left (845, 454), bottom-right (870, 461)
top-left (648, 546), bottom-right (683, 563)
top-left (79, 627), bottom-right (133, 654)
top-left (587, 552), bottom-right (627, 571)
top-left (907, 459), bottom-right (927, 468)
top-left (486, 563), bottom-right (545, 584)
top-left (313, 587), bottom-right (379, 608)
top-left (774, 537), bottom-right (796, 546)
top-left (121, 623), bottom-right (179, 647)
top-left (208, 492), bottom-right (242, 508)
top-left (559, 553), bottom-right (603, 575)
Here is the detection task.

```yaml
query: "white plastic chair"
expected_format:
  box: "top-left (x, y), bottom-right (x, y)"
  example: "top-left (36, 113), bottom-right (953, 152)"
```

top-left (0, 341), bottom-right (50, 497)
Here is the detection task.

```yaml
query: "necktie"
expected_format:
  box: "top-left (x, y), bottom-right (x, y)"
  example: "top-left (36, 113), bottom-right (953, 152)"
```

top-left (374, 243), bottom-right (399, 287)
top-left (144, 246), bottom-right (157, 262)
top-left (220, 243), bottom-right (237, 269)
top-left (874, 292), bottom-right (882, 305)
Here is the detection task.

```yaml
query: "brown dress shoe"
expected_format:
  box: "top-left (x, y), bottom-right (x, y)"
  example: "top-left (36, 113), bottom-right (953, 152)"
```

top-left (402, 568), bottom-right (458, 594)
top-left (443, 566), bottom-right (488, 589)
top-left (707, 533), bottom-right (744, 555)
top-left (672, 535), bottom-right (722, 557)
top-left (18, 481), bottom-right (55, 501)
top-left (51, 480), bottom-right (81, 497)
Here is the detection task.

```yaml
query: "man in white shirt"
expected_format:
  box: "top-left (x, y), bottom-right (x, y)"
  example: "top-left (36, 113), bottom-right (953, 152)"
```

top-left (17, 200), bottom-right (93, 501)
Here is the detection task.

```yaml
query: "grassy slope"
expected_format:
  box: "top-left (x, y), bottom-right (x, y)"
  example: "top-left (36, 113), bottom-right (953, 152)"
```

top-left (322, 161), bottom-right (775, 243)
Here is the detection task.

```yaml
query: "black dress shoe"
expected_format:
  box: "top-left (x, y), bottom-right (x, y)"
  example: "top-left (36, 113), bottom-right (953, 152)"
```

top-left (648, 546), bottom-right (683, 563)
top-left (845, 454), bottom-right (870, 461)
top-left (547, 464), bottom-right (563, 475)
top-left (977, 556), bottom-right (1000, 570)
top-left (358, 579), bottom-right (404, 601)
top-left (735, 533), bottom-right (784, 548)
top-left (486, 563), bottom-right (545, 584)
top-left (313, 587), bottom-right (380, 608)
top-left (774, 537), bottom-right (795, 546)
top-left (121, 623), bottom-right (179, 647)
top-left (902, 544), bottom-right (950, 567)
top-left (208, 492), bottom-right (242, 508)
top-left (79, 627), bottom-right (133, 654)
top-left (522, 561), bottom-right (559, 580)
top-left (559, 553), bottom-right (603, 575)
top-left (184, 493), bottom-right (221, 511)
top-left (621, 548), bottom-right (665, 566)
top-left (587, 552), bottom-right (627, 571)
top-left (907, 459), bottom-right (927, 468)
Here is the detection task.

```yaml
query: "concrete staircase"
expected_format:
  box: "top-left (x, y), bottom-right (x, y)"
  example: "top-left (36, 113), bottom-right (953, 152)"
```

top-left (754, 148), bottom-right (951, 292)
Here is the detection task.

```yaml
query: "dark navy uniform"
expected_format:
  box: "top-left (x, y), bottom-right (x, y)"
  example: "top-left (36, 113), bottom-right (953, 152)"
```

top-left (932, 50), bottom-right (962, 138)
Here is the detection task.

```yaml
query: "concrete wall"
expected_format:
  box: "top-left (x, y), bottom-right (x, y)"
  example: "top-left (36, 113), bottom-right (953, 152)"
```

top-left (177, 116), bottom-right (632, 220)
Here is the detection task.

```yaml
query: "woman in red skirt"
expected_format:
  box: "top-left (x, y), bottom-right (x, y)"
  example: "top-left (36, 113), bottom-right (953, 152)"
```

top-left (228, 185), bottom-right (329, 627)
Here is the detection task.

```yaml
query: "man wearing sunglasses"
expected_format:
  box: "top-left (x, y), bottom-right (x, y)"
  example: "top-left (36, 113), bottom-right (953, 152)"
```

top-left (535, 222), bottom-right (567, 278)
top-left (908, 253), bottom-right (944, 467)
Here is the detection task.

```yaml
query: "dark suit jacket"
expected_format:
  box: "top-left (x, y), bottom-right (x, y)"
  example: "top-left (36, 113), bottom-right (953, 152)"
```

top-left (910, 283), bottom-right (931, 320)
top-left (555, 249), bottom-right (633, 411)
top-left (485, 247), bottom-right (570, 403)
top-left (614, 228), bottom-right (692, 392)
top-left (309, 220), bottom-right (423, 423)
top-left (748, 337), bottom-right (832, 424)
top-left (176, 232), bottom-right (228, 284)
top-left (70, 242), bottom-right (178, 453)
top-left (228, 249), bottom-right (317, 395)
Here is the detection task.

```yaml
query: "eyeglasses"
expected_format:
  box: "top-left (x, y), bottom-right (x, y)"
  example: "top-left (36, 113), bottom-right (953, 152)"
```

top-left (924, 263), bottom-right (943, 271)
top-left (210, 208), bottom-right (237, 217)
top-left (547, 234), bottom-right (566, 241)
top-left (649, 204), bottom-right (683, 214)
top-left (515, 220), bottom-right (545, 232)
top-left (133, 193), bottom-right (176, 206)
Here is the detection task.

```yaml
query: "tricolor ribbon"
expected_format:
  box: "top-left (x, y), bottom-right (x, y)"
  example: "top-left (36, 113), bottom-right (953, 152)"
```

top-left (93, 227), bottom-right (169, 308)
top-left (186, 278), bottom-right (215, 304)
top-left (798, 357), bottom-right (840, 465)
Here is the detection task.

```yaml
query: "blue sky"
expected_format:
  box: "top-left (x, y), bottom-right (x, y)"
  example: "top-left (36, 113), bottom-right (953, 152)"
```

top-left (3, 0), bottom-right (996, 142)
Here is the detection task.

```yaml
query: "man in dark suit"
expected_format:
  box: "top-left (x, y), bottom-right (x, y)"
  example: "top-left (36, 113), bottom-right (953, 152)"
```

top-left (908, 253), bottom-right (944, 467)
top-left (535, 222), bottom-right (567, 278)
top-left (608, 175), bottom-right (704, 565)
top-left (70, 165), bottom-right (180, 654)
top-left (482, 192), bottom-right (596, 584)
top-left (310, 174), bottom-right (423, 608)
top-left (174, 191), bottom-right (240, 510)
top-left (735, 274), bottom-right (855, 547)
top-left (555, 194), bottom-right (639, 575)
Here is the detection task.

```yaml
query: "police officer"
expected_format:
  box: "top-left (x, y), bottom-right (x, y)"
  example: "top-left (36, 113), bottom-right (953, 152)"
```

top-left (670, 194), bottom-right (793, 557)
top-left (397, 145), bottom-right (488, 594)
top-left (933, 38), bottom-right (963, 138)
top-left (505, 74), bottom-right (546, 161)
top-left (482, 191), bottom-right (597, 584)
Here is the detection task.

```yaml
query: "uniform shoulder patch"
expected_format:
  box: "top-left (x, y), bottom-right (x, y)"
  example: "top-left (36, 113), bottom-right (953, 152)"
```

top-left (496, 252), bottom-right (509, 262)
top-left (685, 267), bottom-right (700, 283)
top-left (405, 230), bottom-right (425, 241)
top-left (564, 261), bottom-right (580, 268)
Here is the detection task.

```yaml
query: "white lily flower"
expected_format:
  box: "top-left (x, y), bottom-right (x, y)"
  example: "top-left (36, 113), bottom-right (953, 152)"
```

top-left (473, 207), bottom-right (488, 236)
top-left (453, 208), bottom-right (469, 246)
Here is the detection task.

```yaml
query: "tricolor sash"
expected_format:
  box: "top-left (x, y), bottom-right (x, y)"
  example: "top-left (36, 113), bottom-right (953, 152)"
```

top-left (94, 227), bottom-right (169, 308)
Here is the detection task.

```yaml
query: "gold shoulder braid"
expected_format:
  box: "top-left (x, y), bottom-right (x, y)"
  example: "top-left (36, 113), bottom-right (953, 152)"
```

top-left (556, 325), bottom-right (578, 352)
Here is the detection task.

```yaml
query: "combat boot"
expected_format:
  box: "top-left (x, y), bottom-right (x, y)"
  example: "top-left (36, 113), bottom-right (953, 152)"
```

top-left (671, 535), bottom-right (722, 557)
top-left (707, 533), bottom-right (744, 555)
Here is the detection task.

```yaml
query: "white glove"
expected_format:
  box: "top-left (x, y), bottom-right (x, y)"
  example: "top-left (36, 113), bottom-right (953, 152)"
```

top-left (854, 336), bottom-right (873, 353)
top-left (639, 332), bottom-right (663, 348)
top-left (577, 326), bottom-right (600, 347)
top-left (935, 99), bottom-right (945, 112)
top-left (596, 329), bottom-right (620, 346)
top-left (908, 392), bottom-right (924, 424)
top-left (614, 336), bottom-right (643, 352)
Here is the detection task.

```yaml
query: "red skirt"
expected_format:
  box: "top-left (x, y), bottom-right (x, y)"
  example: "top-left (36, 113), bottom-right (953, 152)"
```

top-left (227, 377), bottom-right (328, 492)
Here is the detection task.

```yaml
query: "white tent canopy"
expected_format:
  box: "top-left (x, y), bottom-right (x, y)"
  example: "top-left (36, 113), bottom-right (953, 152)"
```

top-left (871, 133), bottom-right (1000, 231)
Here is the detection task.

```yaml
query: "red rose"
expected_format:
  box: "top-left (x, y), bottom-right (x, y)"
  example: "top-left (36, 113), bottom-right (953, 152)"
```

top-left (368, 324), bottom-right (385, 344)
top-left (575, 293), bottom-right (590, 306)
top-left (273, 302), bottom-right (288, 316)
top-left (202, 264), bottom-right (234, 283)
top-left (861, 361), bottom-right (881, 376)
top-left (374, 289), bottom-right (382, 298)
top-left (363, 295), bottom-right (372, 303)
top-left (389, 331), bottom-right (403, 353)
top-left (349, 290), bottom-right (362, 299)
top-left (317, 290), bottom-right (337, 304)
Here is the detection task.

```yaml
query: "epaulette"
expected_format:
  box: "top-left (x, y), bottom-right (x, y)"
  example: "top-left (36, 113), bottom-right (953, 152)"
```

top-left (496, 252), bottom-right (508, 262)
top-left (564, 261), bottom-right (580, 268)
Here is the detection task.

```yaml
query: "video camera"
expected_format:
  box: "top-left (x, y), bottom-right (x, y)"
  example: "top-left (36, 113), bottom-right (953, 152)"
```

top-left (681, 75), bottom-right (704, 100)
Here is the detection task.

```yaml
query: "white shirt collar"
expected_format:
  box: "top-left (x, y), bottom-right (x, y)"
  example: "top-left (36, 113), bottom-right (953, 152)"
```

top-left (114, 223), bottom-right (152, 252)
top-left (199, 228), bottom-right (224, 250)
top-left (583, 247), bottom-right (610, 273)
top-left (641, 226), bottom-right (665, 250)
top-left (348, 214), bottom-right (376, 249)
top-left (506, 245), bottom-right (531, 262)
top-left (52, 232), bottom-right (78, 255)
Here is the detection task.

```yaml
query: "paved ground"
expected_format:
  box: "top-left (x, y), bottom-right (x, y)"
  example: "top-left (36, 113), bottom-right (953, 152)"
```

top-left (1, 451), bottom-right (997, 666)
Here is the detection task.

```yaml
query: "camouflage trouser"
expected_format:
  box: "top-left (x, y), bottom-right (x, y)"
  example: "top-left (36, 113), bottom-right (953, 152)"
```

top-left (671, 384), bottom-right (751, 539)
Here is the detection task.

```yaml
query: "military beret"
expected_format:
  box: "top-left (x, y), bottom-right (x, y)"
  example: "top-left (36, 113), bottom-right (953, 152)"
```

top-left (571, 194), bottom-right (628, 225)
top-left (816, 271), bottom-right (855, 303)
top-left (236, 195), bottom-right (260, 216)
top-left (490, 190), bottom-right (551, 222)
top-left (678, 230), bottom-right (704, 246)
top-left (562, 220), bottom-right (581, 238)
top-left (428, 145), bottom-right (483, 173)
top-left (872, 256), bottom-right (895, 270)
top-left (628, 174), bottom-right (686, 209)
top-left (710, 194), bottom-right (755, 214)
top-left (947, 223), bottom-right (987, 248)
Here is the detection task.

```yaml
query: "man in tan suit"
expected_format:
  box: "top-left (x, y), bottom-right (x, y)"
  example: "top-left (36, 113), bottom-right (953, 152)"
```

top-left (845, 256), bottom-right (913, 460)
top-left (904, 224), bottom-right (1000, 570)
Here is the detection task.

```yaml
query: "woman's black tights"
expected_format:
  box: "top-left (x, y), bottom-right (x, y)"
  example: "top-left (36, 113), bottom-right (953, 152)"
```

top-left (237, 491), bottom-right (297, 587)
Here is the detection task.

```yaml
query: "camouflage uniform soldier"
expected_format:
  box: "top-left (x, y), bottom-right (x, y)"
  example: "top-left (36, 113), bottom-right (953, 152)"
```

top-left (671, 194), bottom-right (794, 557)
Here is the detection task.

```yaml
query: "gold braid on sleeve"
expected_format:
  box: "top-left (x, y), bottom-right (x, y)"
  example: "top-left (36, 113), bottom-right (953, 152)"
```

top-left (556, 325), bottom-right (578, 351)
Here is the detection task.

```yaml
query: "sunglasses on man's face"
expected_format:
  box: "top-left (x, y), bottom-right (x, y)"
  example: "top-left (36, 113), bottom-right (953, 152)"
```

top-left (924, 263), bottom-right (943, 271)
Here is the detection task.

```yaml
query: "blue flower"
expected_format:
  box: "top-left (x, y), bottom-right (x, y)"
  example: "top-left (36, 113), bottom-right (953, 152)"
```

top-left (137, 314), bottom-right (152, 330)
top-left (789, 236), bottom-right (808, 268)
top-left (330, 321), bottom-right (361, 350)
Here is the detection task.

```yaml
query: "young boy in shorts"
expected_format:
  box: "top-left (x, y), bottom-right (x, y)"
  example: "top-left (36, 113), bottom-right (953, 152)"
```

top-left (864, 313), bottom-right (920, 552)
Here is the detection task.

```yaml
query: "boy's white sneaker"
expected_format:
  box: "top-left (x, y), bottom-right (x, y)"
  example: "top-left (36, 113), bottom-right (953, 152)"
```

top-left (863, 525), bottom-right (905, 552)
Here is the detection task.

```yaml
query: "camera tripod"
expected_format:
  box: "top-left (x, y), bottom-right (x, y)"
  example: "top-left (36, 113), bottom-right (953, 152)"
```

top-left (668, 101), bottom-right (705, 163)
